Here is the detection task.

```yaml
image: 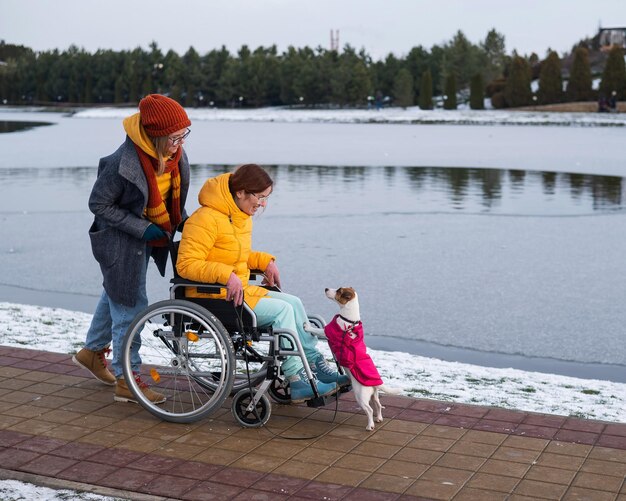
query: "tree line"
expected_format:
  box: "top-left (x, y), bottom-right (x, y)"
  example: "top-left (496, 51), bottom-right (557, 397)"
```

top-left (0, 30), bottom-right (624, 110)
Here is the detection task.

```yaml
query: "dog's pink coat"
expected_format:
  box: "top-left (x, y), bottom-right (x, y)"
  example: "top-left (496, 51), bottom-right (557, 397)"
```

top-left (324, 316), bottom-right (383, 387)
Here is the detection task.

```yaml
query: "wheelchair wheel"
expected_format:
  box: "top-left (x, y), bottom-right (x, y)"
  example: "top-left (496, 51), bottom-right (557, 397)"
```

top-left (121, 299), bottom-right (236, 423)
top-left (268, 375), bottom-right (291, 404)
top-left (231, 388), bottom-right (271, 428)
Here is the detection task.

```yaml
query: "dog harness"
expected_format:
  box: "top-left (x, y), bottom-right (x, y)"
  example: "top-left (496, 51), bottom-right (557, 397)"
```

top-left (324, 315), bottom-right (383, 387)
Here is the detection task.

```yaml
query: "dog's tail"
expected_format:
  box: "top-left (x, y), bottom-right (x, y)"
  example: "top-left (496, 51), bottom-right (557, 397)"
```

top-left (378, 384), bottom-right (402, 395)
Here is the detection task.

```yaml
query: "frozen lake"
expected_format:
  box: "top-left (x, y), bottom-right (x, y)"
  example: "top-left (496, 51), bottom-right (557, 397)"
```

top-left (1, 108), bottom-right (625, 381)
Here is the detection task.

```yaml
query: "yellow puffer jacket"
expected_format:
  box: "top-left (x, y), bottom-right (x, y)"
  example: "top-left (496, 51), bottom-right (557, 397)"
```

top-left (176, 172), bottom-right (275, 308)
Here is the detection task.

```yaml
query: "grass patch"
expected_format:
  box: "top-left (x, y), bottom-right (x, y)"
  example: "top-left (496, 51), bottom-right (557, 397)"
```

top-left (569, 411), bottom-right (587, 419)
top-left (520, 387), bottom-right (536, 393)
top-left (581, 389), bottom-right (600, 395)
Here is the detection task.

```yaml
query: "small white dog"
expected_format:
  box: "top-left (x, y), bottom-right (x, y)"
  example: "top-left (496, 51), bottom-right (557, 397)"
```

top-left (322, 287), bottom-right (401, 431)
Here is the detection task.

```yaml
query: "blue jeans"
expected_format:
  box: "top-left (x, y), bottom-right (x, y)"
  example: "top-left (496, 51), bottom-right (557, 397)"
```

top-left (253, 291), bottom-right (320, 377)
top-left (84, 250), bottom-right (150, 378)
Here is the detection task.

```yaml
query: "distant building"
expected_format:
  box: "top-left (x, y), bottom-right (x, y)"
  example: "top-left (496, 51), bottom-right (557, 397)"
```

top-left (598, 27), bottom-right (626, 51)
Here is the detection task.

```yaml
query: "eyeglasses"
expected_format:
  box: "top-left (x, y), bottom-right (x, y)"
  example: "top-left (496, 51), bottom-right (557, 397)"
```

top-left (169, 128), bottom-right (191, 145)
top-left (247, 191), bottom-right (271, 204)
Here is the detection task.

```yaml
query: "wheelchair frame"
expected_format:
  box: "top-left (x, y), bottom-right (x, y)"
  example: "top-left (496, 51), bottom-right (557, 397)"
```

top-left (119, 229), bottom-right (340, 428)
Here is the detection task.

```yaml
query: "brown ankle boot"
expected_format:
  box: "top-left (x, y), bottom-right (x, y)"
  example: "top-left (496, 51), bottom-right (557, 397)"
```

top-left (115, 375), bottom-right (166, 404)
top-left (72, 346), bottom-right (116, 385)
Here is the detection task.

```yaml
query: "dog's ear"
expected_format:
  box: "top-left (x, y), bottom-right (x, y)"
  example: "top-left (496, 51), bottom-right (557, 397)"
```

top-left (337, 287), bottom-right (356, 304)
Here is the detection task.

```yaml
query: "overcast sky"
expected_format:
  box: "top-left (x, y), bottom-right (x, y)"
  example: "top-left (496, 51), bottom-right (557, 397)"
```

top-left (2, 0), bottom-right (624, 60)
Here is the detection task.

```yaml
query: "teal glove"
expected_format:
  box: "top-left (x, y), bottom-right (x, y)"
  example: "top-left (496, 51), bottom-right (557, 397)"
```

top-left (142, 224), bottom-right (166, 241)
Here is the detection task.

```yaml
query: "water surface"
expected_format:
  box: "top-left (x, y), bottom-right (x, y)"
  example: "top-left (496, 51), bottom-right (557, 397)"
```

top-left (2, 164), bottom-right (625, 382)
top-left (0, 120), bottom-right (53, 133)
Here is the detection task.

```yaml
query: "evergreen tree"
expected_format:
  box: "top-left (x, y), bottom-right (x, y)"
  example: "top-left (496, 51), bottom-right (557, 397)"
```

top-left (404, 46), bottom-right (430, 94)
top-left (217, 57), bottom-right (241, 106)
top-left (169, 84), bottom-right (182, 103)
top-left (443, 74), bottom-right (457, 109)
top-left (537, 51), bottom-right (563, 104)
top-left (147, 42), bottom-right (165, 95)
top-left (14, 52), bottom-right (37, 103)
top-left (393, 68), bottom-right (413, 108)
top-left (83, 72), bottom-right (94, 103)
top-left (599, 45), bottom-right (626, 100)
top-left (141, 74), bottom-right (153, 98)
top-left (418, 69), bottom-right (433, 109)
top-left (126, 48), bottom-right (146, 103)
top-left (504, 56), bottom-right (532, 107)
top-left (279, 46), bottom-right (299, 104)
top-left (202, 46), bottom-right (231, 106)
top-left (292, 47), bottom-right (322, 105)
top-left (566, 47), bottom-right (593, 101)
top-left (182, 46), bottom-right (202, 106)
top-left (0, 60), bottom-right (16, 102)
top-left (162, 49), bottom-right (184, 98)
top-left (114, 75), bottom-right (125, 103)
top-left (347, 59), bottom-right (371, 106)
top-left (441, 30), bottom-right (483, 90)
top-left (429, 45), bottom-right (445, 95)
top-left (378, 53), bottom-right (401, 99)
top-left (481, 29), bottom-right (506, 84)
top-left (469, 73), bottom-right (484, 109)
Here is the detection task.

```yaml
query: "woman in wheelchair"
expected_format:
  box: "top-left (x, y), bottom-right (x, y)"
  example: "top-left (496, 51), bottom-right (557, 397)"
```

top-left (176, 163), bottom-right (349, 403)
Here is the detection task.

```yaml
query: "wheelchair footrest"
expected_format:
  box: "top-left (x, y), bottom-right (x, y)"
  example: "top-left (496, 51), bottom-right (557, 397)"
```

top-left (305, 395), bottom-right (334, 408)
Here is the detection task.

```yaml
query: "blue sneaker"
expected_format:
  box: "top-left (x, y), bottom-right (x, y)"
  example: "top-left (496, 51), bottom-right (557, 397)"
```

top-left (289, 368), bottom-right (337, 403)
top-left (311, 354), bottom-right (351, 387)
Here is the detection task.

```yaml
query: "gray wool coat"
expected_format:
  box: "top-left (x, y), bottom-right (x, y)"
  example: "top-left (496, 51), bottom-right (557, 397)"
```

top-left (88, 137), bottom-right (190, 307)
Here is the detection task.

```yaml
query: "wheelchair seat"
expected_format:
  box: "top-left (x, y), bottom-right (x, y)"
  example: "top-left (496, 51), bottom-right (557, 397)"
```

top-left (168, 226), bottom-right (263, 336)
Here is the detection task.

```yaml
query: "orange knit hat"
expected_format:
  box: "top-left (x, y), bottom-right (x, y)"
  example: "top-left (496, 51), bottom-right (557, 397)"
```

top-left (139, 94), bottom-right (191, 137)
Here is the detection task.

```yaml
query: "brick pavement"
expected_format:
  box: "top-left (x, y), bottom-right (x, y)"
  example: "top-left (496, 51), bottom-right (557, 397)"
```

top-left (0, 346), bottom-right (625, 500)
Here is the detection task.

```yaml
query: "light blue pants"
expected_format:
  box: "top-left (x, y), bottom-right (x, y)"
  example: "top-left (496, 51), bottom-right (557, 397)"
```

top-left (84, 250), bottom-right (150, 378)
top-left (253, 291), bottom-right (320, 377)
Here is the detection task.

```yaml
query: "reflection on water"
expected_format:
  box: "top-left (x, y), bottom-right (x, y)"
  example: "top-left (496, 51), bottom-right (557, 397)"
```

top-left (191, 165), bottom-right (624, 216)
top-left (1, 165), bottom-right (624, 215)
top-left (0, 121), bottom-right (53, 133)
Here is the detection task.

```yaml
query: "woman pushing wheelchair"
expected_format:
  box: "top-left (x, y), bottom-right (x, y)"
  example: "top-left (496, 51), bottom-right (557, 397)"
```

top-left (176, 163), bottom-right (349, 402)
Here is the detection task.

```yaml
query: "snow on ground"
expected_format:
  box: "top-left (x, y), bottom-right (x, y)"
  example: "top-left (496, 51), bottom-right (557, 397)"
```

top-left (0, 479), bottom-right (122, 501)
top-left (72, 105), bottom-right (626, 127)
top-left (1, 302), bottom-right (625, 423)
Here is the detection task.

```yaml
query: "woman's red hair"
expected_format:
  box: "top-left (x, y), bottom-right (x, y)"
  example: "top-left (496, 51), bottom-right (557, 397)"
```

top-left (229, 164), bottom-right (273, 195)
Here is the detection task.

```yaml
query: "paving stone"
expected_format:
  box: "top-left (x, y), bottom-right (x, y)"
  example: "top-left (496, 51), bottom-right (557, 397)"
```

top-left (19, 454), bottom-right (77, 476)
top-left (1, 351), bottom-right (625, 501)
top-left (56, 459), bottom-right (118, 483)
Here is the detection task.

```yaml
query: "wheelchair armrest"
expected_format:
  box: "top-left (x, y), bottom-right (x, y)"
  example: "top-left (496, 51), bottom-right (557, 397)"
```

top-left (248, 269), bottom-right (281, 293)
top-left (249, 269), bottom-right (263, 281)
top-left (170, 276), bottom-right (224, 295)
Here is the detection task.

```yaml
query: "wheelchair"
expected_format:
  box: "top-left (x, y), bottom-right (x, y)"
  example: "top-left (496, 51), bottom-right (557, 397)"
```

top-left (119, 226), bottom-right (345, 428)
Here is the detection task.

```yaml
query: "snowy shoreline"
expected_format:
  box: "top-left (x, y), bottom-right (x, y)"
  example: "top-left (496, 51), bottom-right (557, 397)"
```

top-left (2, 301), bottom-right (625, 424)
top-left (4, 104), bottom-right (626, 128)
top-left (74, 105), bottom-right (626, 128)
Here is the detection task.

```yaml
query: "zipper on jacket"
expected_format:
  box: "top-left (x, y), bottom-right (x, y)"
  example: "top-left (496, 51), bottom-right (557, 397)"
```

top-left (229, 213), bottom-right (243, 265)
